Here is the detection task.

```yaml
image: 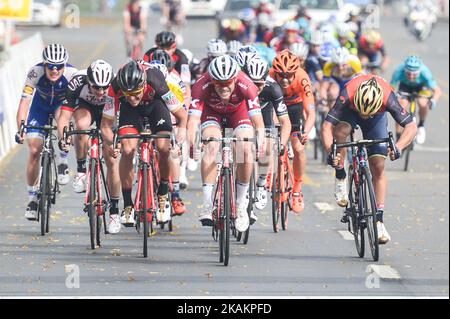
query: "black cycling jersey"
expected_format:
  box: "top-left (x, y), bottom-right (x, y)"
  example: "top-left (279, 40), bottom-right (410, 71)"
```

top-left (127, 4), bottom-right (142, 30)
top-left (144, 47), bottom-right (190, 82)
top-left (259, 79), bottom-right (288, 127)
top-left (305, 54), bottom-right (322, 83)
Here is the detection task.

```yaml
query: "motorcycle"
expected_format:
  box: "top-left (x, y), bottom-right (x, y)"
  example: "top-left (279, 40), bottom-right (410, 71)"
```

top-left (404, 6), bottom-right (437, 41)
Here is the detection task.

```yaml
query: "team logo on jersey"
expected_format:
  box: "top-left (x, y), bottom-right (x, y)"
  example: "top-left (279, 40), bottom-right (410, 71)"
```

top-left (27, 70), bottom-right (38, 80)
top-left (23, 85), bottom-right (34, 95)
top-left (191, 99), bottom-right (200, 109)
top-left (277, 102), bottom-right (287, 113)
top-left (157, 119), bottom-right (166, 126)
top-left (247, 97), bottom-right (260, 110)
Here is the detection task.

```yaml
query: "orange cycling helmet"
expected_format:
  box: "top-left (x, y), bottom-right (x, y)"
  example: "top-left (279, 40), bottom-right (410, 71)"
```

top-left (272, 49), bottom-right (301, 74)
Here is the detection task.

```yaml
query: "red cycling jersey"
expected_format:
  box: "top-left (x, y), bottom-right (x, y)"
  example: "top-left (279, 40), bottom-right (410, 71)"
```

top-left (189, 71), bottom-right (261, 129)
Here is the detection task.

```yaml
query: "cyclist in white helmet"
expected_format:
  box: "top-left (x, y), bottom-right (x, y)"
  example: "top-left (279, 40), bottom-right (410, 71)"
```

top-left (15, 44), bottom-right (78, 221)
top-left (289, 42), bottom-right (309, 68)
top-left (227, 40), bottom-right (243, 58)
top-left (193, 38), bottom-right (228, 82)
top-left (188, 55), bottom-right (266, 232)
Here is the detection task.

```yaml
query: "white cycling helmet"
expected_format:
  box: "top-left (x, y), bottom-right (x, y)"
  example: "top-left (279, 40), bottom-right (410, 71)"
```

top-left (245, 57), bottom-right (269, 82)
top-left (283, 20), bottom-right (299, 32)
top-left (290, 42), bottom-right (309, 60)
top-left (336, 23), bottom-right (351, 38)
top-left (149, 61), bottom-right (169, 79)
top-left (228, 40), bottom-right (243, 55)
top-left (207, 38), bottom-right (228, 58)
top-left (43, 43), bottom-right (68, 65)
top-left (236, 50), bottom-right (258, 69)
top-left (331, 47), bottom-right (351, 65)
top-left (87, 59), bottom-right (113, 87)
top-left (208, 55), bottom-right (240, 81)
top-left (257, 12), bottom-right (271, 27)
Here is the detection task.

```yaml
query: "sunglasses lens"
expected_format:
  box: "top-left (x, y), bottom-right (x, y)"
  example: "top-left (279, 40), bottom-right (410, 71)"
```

top-left (123, 87), bottom-right (144, 97)
top-left (46, 64), bottom-right (65, 70)
top-left (212, 79), bottom-right (234, 87)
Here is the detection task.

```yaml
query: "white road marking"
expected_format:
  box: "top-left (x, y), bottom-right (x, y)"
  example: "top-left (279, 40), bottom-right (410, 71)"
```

top-left (338, 230), bottom-right (354, 241)
top-left (413, 145), bottom-right (449, 153)
top-left (314, 202), bottom-right (335, 212)
top-left (368, 265), bottom-right (402, 280)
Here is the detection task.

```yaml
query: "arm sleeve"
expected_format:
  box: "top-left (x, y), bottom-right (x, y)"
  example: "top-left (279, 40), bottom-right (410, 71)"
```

top-left (62, 74), bottom-right (85, 112)
top-left (386, 92), bottom-right (413, 127)
top-left (245, 82), bottom-right (262, 118)
top-left (325, 89), bottom-right (350, 126)
top-left (22, 66), bottom-right (40, 99)
top-left (271, 83), bottom-right (288, 118)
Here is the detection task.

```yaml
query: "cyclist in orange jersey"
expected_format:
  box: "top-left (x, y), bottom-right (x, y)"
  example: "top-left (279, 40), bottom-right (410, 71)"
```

top-left (269, 49), bottom-right (316, 214)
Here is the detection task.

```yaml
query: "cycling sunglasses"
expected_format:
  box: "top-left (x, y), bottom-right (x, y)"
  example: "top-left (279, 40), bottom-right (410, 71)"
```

top-left (91, 84), bottom-right (110, 91)
top-left (45, 63), bottom-right (65, 71)
top-left (122, 87), bottom-right (145, 97)
top-left (275, 72), bottom-right (295, 80)
top-left (405, 70), bottom-right (420, 77)
top-left (211, 78), bottom-right (236, 87)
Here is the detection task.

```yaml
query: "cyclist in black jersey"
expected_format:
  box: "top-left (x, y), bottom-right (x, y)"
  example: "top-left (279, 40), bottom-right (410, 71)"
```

top-left (124, 0), bottom-right (148, 59)
top-left (243, 57), bottom-right (291, 220)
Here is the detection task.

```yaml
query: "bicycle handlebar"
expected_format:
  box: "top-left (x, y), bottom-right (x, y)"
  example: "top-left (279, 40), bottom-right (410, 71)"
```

top-left (19, 120), bottom-right (57, 139)
top-left (113, 132), bottom-right (171, 150)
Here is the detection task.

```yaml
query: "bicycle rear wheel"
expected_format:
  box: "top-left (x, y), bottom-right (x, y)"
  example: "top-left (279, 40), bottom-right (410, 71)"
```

top-left (362, 167), bottom-right (379, 261)
top-left (348, 165), bottom-right (364, 258)
top-left (271, 170), bottom-right (279, 233)
top-left (88, 158), bottom-right (98, 250)
top-left (280, 163), bottom-right (289, 231)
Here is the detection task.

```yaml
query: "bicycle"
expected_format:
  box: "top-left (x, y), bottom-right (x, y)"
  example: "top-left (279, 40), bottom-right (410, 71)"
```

top-left (203, 135), bottom-right (256, 266)
top-left (114, 130), bottom-right (171, 258)
top-left (19, 115), bottom-right (60, 236)
top-left (333, 129), bottom-right (399, 261)
top-left (314, 98), bottom-right (329, 164)
top-left (127, 29), bottom-right (145, 60)
top-left (399, 91), bottom-right (433, 172)
top-left (63, 124), bottom-right (110, 250)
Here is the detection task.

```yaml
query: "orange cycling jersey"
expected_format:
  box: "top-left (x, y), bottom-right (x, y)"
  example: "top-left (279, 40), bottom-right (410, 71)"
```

top-left (269, 68), bottom-right (315, 108)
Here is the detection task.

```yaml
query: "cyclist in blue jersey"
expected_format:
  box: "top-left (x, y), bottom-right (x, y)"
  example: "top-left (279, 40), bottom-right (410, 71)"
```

top-left (390, 55), bottom-right (442, 144)
top-left (15, 44), bottom-right (78, 221)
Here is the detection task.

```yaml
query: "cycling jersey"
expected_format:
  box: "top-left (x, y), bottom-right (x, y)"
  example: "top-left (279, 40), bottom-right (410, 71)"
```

top-left (323, 56), bottom-right (362, 89)
top-left (358, 36), bottom-right (386, 62)
top-left (254, 44), bottom-right (276, 67)
top-left (305, 53), bottom-right (323, 84)
top-left (125, 3), bottom-right (147, 30)
top-left (22, 63), bottom-right (78, 106)
top-left (61, 70), bottom-right (114, 125)
top-left (259, 78), bottom-right (289, 127)
top-left (103, 67), bottom-right (183, 120)
top-left (268, 67), bottom-right (315, 109)
top-left (271, 35), bottom-right (305, 52)
top-left (144, 47), bottom-right (191, 83)
top-left (390, 62), bottom-right (437, 90)
top-left (189, 71), bottom-right (261, 130)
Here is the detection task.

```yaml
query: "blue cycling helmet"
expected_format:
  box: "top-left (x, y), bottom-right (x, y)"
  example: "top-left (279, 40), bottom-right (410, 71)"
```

top-left (404, 55), bottom-right (423, 72)
top-left (319, 42), bottom-right (334, 62)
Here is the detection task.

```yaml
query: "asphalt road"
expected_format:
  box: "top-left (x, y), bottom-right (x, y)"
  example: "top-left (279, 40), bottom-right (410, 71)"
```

top-left (0, 7), bottom-right (448, 297)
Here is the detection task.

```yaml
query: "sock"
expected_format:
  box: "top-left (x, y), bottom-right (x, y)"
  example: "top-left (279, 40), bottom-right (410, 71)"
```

top-left (335, 168), bottom-right (347, 180)
top-left (122, 189), bottom-right (133, 208)
top-left (110, 197), bottom-right (119, 215)
top-left (202, 183), bottom-right (215, 207)
top-left (236, 182), bottom-right (249, 206)
top-left (293, 178), bottom-right (302, 193)
top-left (77, 159), bottom-right (86, 174)
top-left (377, 203), bottom-right (385, 223)
top-left (158, 180), bottom-right (169, 196)
top-left (58, 151), bottom-right (68, 164)
top-left (418, 119), bottom-right (425, 127)
top-left (27, 185), bottom-right (38, 202)
top-left (171, 181), bottom-right (180, 198)
top-left (257, 174), bottom-right (267, 187)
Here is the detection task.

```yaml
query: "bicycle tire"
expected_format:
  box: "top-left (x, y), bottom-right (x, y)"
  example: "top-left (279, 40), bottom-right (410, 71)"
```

top-left (223, 168), bottom-right (231, 266)
top-left (348, 165), bottom-right (364, 258)
top-left (39, 154), bottom-right (50, 236)
top-left (271, 170), bottom-right (279, 233)
top-left (243, 172), bottom-right (254, 245)
top-left (362, 167), bottom-right (379, 261)
top-left (45, 156), bottom-right (54, 234)
top-left (142, 163), bottom-right (149, 258)
top-left (88, 158), bottom-right (97, 250)
top-left (280, 163), bottom-right (289, 231)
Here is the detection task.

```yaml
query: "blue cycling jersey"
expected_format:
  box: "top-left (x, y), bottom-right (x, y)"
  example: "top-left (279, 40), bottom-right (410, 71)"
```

top-left (22, 63), bottom-right (78, 107)
top-left (390, 63), bottom-right (437, 89)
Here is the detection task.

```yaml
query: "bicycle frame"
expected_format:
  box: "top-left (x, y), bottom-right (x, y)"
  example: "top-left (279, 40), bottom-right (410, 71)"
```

top-left (135, 139), bottom-right (157, 223)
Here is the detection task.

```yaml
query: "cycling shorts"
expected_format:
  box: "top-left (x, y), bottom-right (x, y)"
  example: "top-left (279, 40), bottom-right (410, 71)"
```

top-left (287, 103), bottom-right (304, 133)
top-left (398, 83), bottom-right (431, 96)
top-left (118, 99), bottom-right (173, 134)
top-left (71, 101), bottom-right (104, 128)
top-left (200, 106), bottom-right (253, 133)
top-left (339, 108), bottom-right (389, 158)
top-left (26, 94), bottom-right (60, 139)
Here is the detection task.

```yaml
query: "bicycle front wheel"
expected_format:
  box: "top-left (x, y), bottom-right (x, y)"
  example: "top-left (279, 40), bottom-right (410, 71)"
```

top-left (142, 163), bottom-right (149, 258)
top-left (88, 158), bottom-right (98, 250)
top-left (39, 154), bottom-right (50, 236)
top-left (361, 167), bottom-right (379, 261)
top-left (222, 168), bottom-right (232, 266)
top-left (348, 165), bottom-right (364, 258)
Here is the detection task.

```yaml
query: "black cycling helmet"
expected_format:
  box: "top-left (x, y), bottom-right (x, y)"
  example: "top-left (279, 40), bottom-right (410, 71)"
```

top-left (116, 60), bottom-right (146, 92)
top-left (150, 49), bottom-right (174, 71)
top-left (155, 31), bottom-right (176, 48)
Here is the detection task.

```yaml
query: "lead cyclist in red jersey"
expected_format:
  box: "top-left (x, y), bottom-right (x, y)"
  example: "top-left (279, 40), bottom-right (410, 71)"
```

top-left (187, 55), bottom-right (266, 233)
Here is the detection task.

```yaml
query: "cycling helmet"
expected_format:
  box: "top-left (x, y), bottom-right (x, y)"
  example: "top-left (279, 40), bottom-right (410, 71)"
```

top-left (331, 47), bottom-right (351, 65)
top-left (43, 43), bottom-right (68, 65)
top-left (228, 40), bottom-right (243, 55)
top-left (283, 21), bottom-right (299, 32)
top-left (229, 18), bottom-right (244, 32)
top-left (208, 55), bottom-right (240, 81)
top-left (87, 59), bottom-right (113, 87)
top-left (272, 49), bottom-right (300, 74)
top-left (207, 38), bottom-right (228, 58)
top-left (365, 30), bottom-right (381, 44)
top-left (116, 60), bottom-right (147, 93)
top-left (149, 60), bottom-right (169, 79)
top-left (290, 42), bottom-right (309, 60)
top-left (319, 42), bottom-right (334, 61)
top-left (354, 77), bottom-right (384, 117)
top-left (150, 49), bottom-right (174, 70)
top-left (236, 50), bottom-right (258, 69)
top-left (244, 57), bottom-right (269, 82)
top-left (239, 45), bottom-right (258, 54)
top-left (239, 8), bottom-right (256, 23)
top-left (155, 31), bottom-right (176, 48)
top-left (336, 23), bottom-right (351, 38)
top-left (310, 31), bottom-right (324, 46)
top-left (404, 55), bottom-right (423, 72)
